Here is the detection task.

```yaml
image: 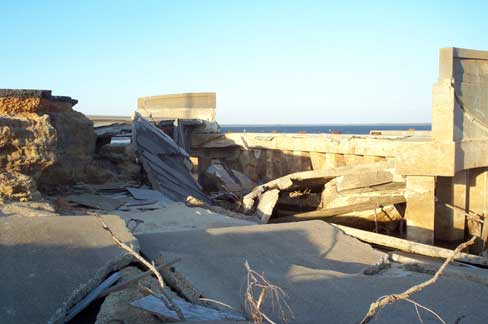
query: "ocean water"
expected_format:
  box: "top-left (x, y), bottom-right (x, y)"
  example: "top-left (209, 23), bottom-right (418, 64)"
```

top-left (220, 124), bottom-right (431, 135)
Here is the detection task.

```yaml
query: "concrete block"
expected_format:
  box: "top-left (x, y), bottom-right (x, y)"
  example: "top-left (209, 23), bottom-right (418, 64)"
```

top-left (137, 92), bottom-right (216, 122)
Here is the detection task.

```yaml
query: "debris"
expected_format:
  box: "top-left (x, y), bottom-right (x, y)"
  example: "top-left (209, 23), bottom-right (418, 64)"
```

top-left (280, 199), bottom-right (405, 222)
top-left (186, 196), bottom-right (257, 221)
top-left (242, 161), bottom-right (394, 215)
top-left (332, 224), bottom-right (488, 267)
top-left (66, 194), bottom-right (128, 211)
top-left (115, 202), bottom-right (253, 235)
top-left (95, 266), bottom-right (171, 324)
top-left (132, 112), bottom-right (209, 203)
top-left (97, 143), bottom-right (142, 181)
top-left (125, 199), bottom-right (158, 207)
top-left (277, 204), bottom-right (403, 233)
top-left (97, 258), bottom-right (181, 299)
top-left (320, 180), bottom-right (405, 210)
top-left (389, 251), bottom-right (488, 286)
top-left (359, 236), bottom-right (476, 324)
top-left (96, 214), bottom-right (185, 320)
top-left (243, 260), bottom-right (293, 324)
top-left (0, 215), bottom-right (136, 324)
top-left (127, 187), bottom-right (173, 206)
top-left (64, 272), bottom-right (121, 322)
top-left (201, 162), bottom-right (256, 194)
top-left (131, 295), bottom-right (246, 322)
top-left (255, 189), bottom-right (280, 223)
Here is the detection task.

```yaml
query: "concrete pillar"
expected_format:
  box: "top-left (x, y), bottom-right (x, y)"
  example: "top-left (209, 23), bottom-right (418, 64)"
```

top-left (324, 153), bottom-right (345, 169)
top-left (468, 168), bottom-right (488, 253)
top-left (310, 152), bottom-right (326, 170)
top-left (434, 171), bottom-right (467, 242)
top-left (344, 154), bottom-right (364, 166)
top-left (405, 176), bottom-right (436, 244)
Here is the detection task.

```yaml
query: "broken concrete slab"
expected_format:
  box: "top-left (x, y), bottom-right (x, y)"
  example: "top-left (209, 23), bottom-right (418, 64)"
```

top-left (66, 193), bottom-right (128, 211)
top-left (201, 163), bottom-right (255, 193)
top-left (136, 220), bottom-right (488, 323)
top-left (127, 187), bottom-right (173, 207)
top-left (0, 215), bottom-right (137, 324)
top-left (136, 221), bottom-right (385, 322)
top-left (242, 161), bottom-right (394, 213)
top-left (321, 180), bottom-right (405, 210)
top-left (255, 188), bottom-right (280, 223)
top-left (114, 202), bottom-right (254, 235)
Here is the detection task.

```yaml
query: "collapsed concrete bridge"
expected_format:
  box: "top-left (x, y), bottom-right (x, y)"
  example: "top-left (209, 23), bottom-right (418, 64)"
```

top-left (88, 47), bottom-right (488, 251)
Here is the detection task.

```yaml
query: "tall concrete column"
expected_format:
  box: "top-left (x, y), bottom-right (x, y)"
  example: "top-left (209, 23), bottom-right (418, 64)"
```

top-left (435, 171), bottom-right (467, 242)
top-left (405, 176), bottom-right (436, 244)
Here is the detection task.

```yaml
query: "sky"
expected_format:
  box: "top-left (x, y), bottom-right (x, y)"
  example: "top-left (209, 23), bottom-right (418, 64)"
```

top-left (1, 1), bottom-right (487, 124)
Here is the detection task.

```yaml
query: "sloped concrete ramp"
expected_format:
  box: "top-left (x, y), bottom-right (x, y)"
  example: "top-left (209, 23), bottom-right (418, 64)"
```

top-left (0, 215), bottom-right (136, 324)
top-left (137, 220), bottom-right (488, 324)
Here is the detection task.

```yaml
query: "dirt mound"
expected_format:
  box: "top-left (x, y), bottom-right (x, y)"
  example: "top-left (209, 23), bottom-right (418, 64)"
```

top-left (0, 89), bottom-right (103, 200)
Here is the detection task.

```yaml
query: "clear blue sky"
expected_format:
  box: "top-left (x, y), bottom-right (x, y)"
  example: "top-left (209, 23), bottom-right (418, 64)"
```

top-left (1, 1), bottom-right (486, 124)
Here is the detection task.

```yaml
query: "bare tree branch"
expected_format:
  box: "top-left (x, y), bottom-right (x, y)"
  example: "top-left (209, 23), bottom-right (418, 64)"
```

top-left (95, 213), bottom-right (185, 320)
top-left (359, 236), bottom-right (476, 324)
top-left (243, 261), bottom-right (293, 324)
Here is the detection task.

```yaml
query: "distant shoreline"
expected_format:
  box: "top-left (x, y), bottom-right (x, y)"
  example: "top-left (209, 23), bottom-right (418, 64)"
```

top-left (221, 123), bottom-right (431, 127)
top-left (220, 123), bottom-right (431, 135)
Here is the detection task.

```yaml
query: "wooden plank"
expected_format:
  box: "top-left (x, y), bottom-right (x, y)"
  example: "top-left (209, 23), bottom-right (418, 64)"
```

top-left (332, 224), bottom-right (488, 267)
top-left (65, 272), bottom-right (121, 322)
top-left (279, 195), bottom-right (405, 221)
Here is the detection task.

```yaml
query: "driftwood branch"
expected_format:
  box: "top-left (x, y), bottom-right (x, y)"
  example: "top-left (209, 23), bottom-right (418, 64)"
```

top-left (359, 236), bottom-right (476, 324)
top-left (243, 261), bottom-right (293, 324)
top-left (98, 258), bottom-right (181, 299)
top-left (95, 214), bottom-right (185, 320)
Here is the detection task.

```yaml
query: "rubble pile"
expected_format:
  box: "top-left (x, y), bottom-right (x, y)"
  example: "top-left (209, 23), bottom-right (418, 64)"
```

top-left (241, 161), bottom-right (407, 234)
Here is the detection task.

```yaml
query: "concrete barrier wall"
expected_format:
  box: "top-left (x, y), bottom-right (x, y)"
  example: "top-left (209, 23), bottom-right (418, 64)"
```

top-left (137, 92), bottom-right (216, 122)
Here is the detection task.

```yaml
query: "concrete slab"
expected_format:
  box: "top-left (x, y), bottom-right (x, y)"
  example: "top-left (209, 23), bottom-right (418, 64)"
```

top-left (137, 220), bottom-right (488, 324)
top-left (0, 215), bottom-right (136, 324)
top-left (113, 202), bottom-right (253, 235)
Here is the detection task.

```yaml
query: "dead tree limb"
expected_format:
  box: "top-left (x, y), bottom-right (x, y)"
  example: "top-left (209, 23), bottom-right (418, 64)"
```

top-left (95, 214), bottom-right (185, 320)
top-left (359, 236), bottom-right (476, 324)
top-left (243, 261), bottom-right (293, 324)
